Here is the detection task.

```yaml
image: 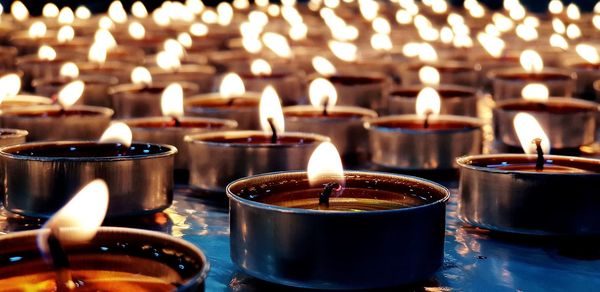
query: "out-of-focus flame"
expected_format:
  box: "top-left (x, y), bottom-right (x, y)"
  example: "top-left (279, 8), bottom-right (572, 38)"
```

top-left (418, 43), bottom-right (438, 63)
top-left (57, 26), bottom-right (75, 43)
top-left (164, 39), bottom-right (185, 59)
top-left (548, 0), bottom-right (563, 14)
top-left (575, 44), bottom-right (599, 64)
top-left (28, 21), bottom-right (47, 39)
top-left (219, 73), bottom-right (246, 97)
top-left (58, 7), bottom-right (74, 24)
top-left (370, 33), bottom-right (393, 51)
top-left (289, 23), bottom-right (308, 41)
top-left (372, 17), bottom-right (391, 34)
top-left (552, 18), bottom-right (565, 34)
top-left (415, 87), bottom-right (441, 116)
top-left (516, 24), bottom-right (538, 41)
top-left (100, 122), bottom-right (133, 147)
top-left (128, 21), bottom-right (145, 40)
top-left (75, 6), bottom-right (92, 19)
top-left (312, 56), bottom-right (336, 76)
top-left (108, 1), bottom-right (127, 23)
top-left (98, 16), bottom-right (115, 30)
top-left (309, 78), bottom-right (337, 109)
top-left (521, 83), bottom-right (549, 101)
top-left (131, 66), bottom-right (152, 85)
top-left (38, 45), bottom-right (57, 61)
top-left (94, 29), bottom-right (117, 50)
top-left (566, 3), bottom-right (580, 20)
top-left (42, 3), bottom-right (59, 18)
top-left (57, 80), bottom-right (85, 108)
top-left (566, 23), bottom-right (581, 39)
top-left (520, 50), bottom-right (543, 73)
top-left (234, 0), bottom-right (250, 9)
top-left (307, 142), bottom-right (345, 188)
top-left (259, 85), bottom-right (285, 134)
top-left (242, 37), bottom-right (262, 54)
top-left (156, 51), bottom-right (181, 71)
top-left (328, 41), bottom-right (357, 62)
top-left (477, 33), bottom-right (505, 58)
top-left (161, 83), bottom-right (184, 117)
top-left (190, 23), bottom-right (209, 36)
top-left (217, 2), bottom-right (234, 26)
top-left (11, 1), bottom-right (29, 22)
top-left (251, 59), bottom-right (272, 76)
top-left (0, 74), bottom-right (21, 102)
top-left (419, 66), bottom-right (440, 86)
top-left (60, 62), bottom-right (79, 79)
top-left (262, 32), bottom-right (292, 59)
top-left (88, 43), bottom-right (107, 65)
top-left (513, 113), bottom-right (550, 154)
top-left (132, 1), bottom-right (148, 18)
top-left (178, 33), bottom-right (193, 48)
top-left (549, 34), bottom-right (569, 50)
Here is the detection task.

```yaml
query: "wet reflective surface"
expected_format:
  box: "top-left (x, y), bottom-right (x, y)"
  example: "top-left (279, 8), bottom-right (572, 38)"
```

top-left (2, 183), bottom-right (599, 291)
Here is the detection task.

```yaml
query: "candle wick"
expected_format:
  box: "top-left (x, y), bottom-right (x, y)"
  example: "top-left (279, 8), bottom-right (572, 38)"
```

top-left (47, 231), bottom-right (75, 291)
top-left (322, 96), bottom-right (329, 116)
top-left (318, 182), bottom-right (341, 210)
top-left (171, 116), bottom-right (181, 127)
top-left (227, 97), bottom-right (236, 106)
top-left (533, 138), bottom-right (544, 171)
top-left (267, 117), bottom-right (278, 143)
top-left (423, 110), bottom-right (433, 129)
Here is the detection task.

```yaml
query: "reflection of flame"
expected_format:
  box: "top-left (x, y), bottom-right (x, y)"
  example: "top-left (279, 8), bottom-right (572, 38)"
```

top-left (328, 41), bottom-right (357, 62)
top-left (38, 45), bottom-right (57, 61)
top-left (100, 122), bottom-right (133, 146)
top-left (521, 83), bottom-right (549, 101)
top-left (262, 32), bottom-right (292, 58)
top-left (251, 59), bottom-right (272, 76)
top-left (11, 1), bottom-right (29, 22)
top-left (259, 86), bottom-right (285, 134)
top-left (156, 51), bottom-right (181, 71)
top-left (131, 67), bottom-right (152, 85)
top-left (28, 21), bottom-right (47, 38)
top-left (419, 66), bottom-right (440, 86)
top-left (520, 50), bottom-right (543, 73)
top-left (132, 1), bottom-right (149, 18)
top-left (513, 113), bottom-right (550, 154)
top-left (0, 74), bottom-right (22, 102)
top-left (219, 73), bottom-right (246, 97)
top-left (309, 78), bottom-right (337, 108)
top-left (575, 44), bottom-right (599, 64)
top-left (58, 80), bottom-right (85, 108)
top-left (37, 179), bottom-right (109, 254)
top-left (161, 83), bottom-right (184, 117)
top-left (60, 62), bottom-right (79, 79)
top-left (312, 56), bottom-right (336, 76)
top-left (128, 21), bottom-right (146, 40)
top-left (415, 87), bottom-right (441, 116)
top-left (88, 43), bottom-right (107, 65)
top-left (57, 26), bottom-right (75, 43)
top-left (307, 142), bottom-right (345, 188)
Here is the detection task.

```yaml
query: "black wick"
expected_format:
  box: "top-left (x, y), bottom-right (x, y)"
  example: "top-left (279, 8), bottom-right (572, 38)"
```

top-left (47, 231), bottom-right (75, 291)
top-left (171, 116), bottom-right (181, 127)
top-left (533, 138), bottom-right (544, 171)
top-left (322, 96), bottom-right (329, 116)
top-left (318, 182), bottom-right (341, 209)
top-left (267, 117), bottom-right (278, 143)
top-left (227, 97), bottom-right (236, 106)
top-left (423, 110), bottom-right (433, 129)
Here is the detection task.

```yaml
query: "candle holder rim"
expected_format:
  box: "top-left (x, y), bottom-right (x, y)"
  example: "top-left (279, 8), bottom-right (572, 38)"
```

top-left (75, 60), bottom-right (137, 70)
top-left (226, 170), bottom-right (450, 215)
top-left (494, 97), bottom-right (600, 111)
top-left (32, 75), bottom-right (120, 87)
top-left (2, 95), bottom-right (53, 105)
top-left (0, 105), bottom-right (115, 117)
top-left (121, 116), bottom-right (239, 131)
top-left (456, 154), bottom-right (600, 176)
top-left (148, 64), bottom-right (216, 75)
top-left (387, 84), bottom-right (479, 99)
top-left (283, 105), bottom-right (378, 119)
top-left (185, 92), bottom-right (262, 105)
top-left (404, 60), bottom-right (479, 72)
top-left (489, 67), bottom-right (576, 80)
top-left (108, 81), bottom-right (200, 95)
top-left (184, 130), bottom-right (329, 148)
top-left (0, 141), bottom-right (178, 161)
top-left (364, 115), bottom-right (484, 134)
top-left (307, 71), bottom-right (387, 83)
top-left (0, 128), bottom-right (28, 138)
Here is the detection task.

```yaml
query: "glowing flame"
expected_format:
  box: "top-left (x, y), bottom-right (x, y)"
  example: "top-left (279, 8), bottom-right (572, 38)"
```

top-left (373, 17), bottom-right (391, 34)
top-left (57, 80), bottom-right (85, 108)
top-left (37, 179), bottom-right (109, 255)
top-left (262, 32), bottom-right (292, 59)
top-left (418, 43), bottom-right (438, 63)
top-left (58, 7), bottom-right (74, 24)
top-left (520, 50), bottom-right (543, 73)
top-left (419, 66), bottom-right (440, 86)
top-left (516, 24), bottom-right (538, 41)
top-left (60, 62), bottom-right (79, 79)
top-left (575, 44), bottom-right (599, 64)
top-left (251, 59), bottom-right (272, 76)
top-left (161, 83), bottom-right (184, 117)
top-left (57, 26), bottom-right (75, 43)
top-left (552, 18), bottom-right (565, 34)
top-left (94, 29), bottom-right (117, 50)
top-left (370, 33), bottom-right (393, 51)
top-left (11, 1), bottom-right (29, 22)
top-left (219, 73), bottom-right (246, 98)
top-left (217, 2), bottom-right (234, 26)
top-left (521, 83), bottom-right (549, 102)
top-left (156, 51), bottom-right (181, 71)
top-left (98, 16), bottom-right (115, 30)
top-left (75, 6), bottom-right (91, 19)
top-left (234, 0), bottom-right (250, 9)
top-left (415, 87), bottom-right (441, 116)
top-left (328, 41), bottom-right (357, 62)
top-left (128, 21), bottom-right (145, 40)
top-left (566, 3), bottom-right (580, 20)
top-left (549, 34), bottom-right (569, 50)
top-left (307, 142), bottom-right (345, 188)
top-left (312, 56), bottom-right (336, 76)
top-left (548, 0), bottom-right (563, 14)
top-left (164, 39), bottom-right (185, 59)
top-left (108, 1), bottom-right (127, 23)
top-left (190, 23), bottom-right (209, 36)
top-left (477, 33), bottom-right (505, 58)
top-left (131, 67), bottom-right (152, 85)
top-left (566, 24), bottom-right (581, 40)
top-left (38, 45), bottom-right (57, 61)
top-left (28, 21), bottom-right (47, 38)
top-left (42, 3), bottom-right (59, 18)
top-left (0, 74), bottom-right (21, 102)
top-left (289, 23), bottom-right (308, 41)
top-left (178, 33), bottom-right (192, 48)
top-left (259, 86), bottom-right (285, 134)
top-left (309, 78), bottom-right (337, 109)
top-left (88, 43), bottom-right (107, 65)
top-left (100, 122), bottom-right (133, 147)
top-left (242, 37), bottom-right (262, 54)
top-left (132, 1), bottom-right (148, 18)
top-left (440, 26), bottom-right (453, 44)
top-left (513, 113), bottom-right (550, 155)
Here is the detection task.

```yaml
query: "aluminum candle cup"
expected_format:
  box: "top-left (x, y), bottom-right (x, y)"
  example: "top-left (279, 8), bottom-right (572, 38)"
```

top-left (149, 65), bottom-right (217, 93)
top-left (399, 62), bottom-right (480, 87)
top-left (491, 68), bottom-right (576, 100)
top-left (16, 56), bottom-right (83, 90)
top-left (110, 82), bottom-right (200, 118)
top-left (0, 46), bottom-right (18, 70)
top-left (123, 116), bottom-right (238, 172)
top-left (493, 98), bottom-right (598, 149)
top-left (387, 85), bottom-right (479, 117)
top-left (0, 105), bottom-right (113, 141)
top-left (227, 171), bottom-right (450, 289)
top-left (457, 154), bottom-right (600, 235)
top-left (0, 128), bottom-right (28, 146)
top-left (365, 115), bottom-right (484, 170)
top-left (0, 95), bottom-right (53, 109)
top-left (238, 71), bottom-right (305, 106)
top-left (184, 92), bottom-right (261, 130)
top-left (185, 131), bottom-right (328, 193)
top-left (1, 141), bottom-right (176, 218)
top-left (283, 105), bottom-right (377, 167)
top-left (77, 61), bottom-right (137, 84)
top-left (0, 227), bottom-right (209, 291)
top-left (311, 73), bottom-right (388, 111)
top-left (563, 59), bottom-right (600, 99)
top-left (32, 75), bottom-right (119, 107)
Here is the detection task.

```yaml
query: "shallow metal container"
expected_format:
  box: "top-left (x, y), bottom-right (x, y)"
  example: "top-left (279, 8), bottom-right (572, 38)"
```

top-left (308, 73), bottom-right (389, 112)
top-left (109, 82), bottom-right (200, 118)
top-left (149, 65), bottom-right (217, 93)
top-left (32, 75), bottom-right (119, 107)
top-left (490, 68), bottom-right (576, 100)
top-left (184, 93), bottom-right (261, 130)
top-left (387, 84), bottom-right (479, 117)
top-left (0, 128), bottom-right (28, 146)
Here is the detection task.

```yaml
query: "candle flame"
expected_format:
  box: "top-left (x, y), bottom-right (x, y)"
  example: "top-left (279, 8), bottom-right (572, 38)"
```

top-left (42, 3), bottom-right (59, 18)
top-left (58, 80), bottom-right (85, 108)
top-left (289, 23), bottom-right (308, 41)
top-left (128, 21), bottom-right (146, 40)
top-left (418, 66), bottom-right (440, 86)
top-left (164, 39), bottom-right (186, 59)
top-left (88, 43), bottom-right (108, 65)
top-left (259, 86), bottom-right (285, 134)
top-left (328, 40), bottom-right (357, 62)
top-left (251, 59), bottom-right (272, 76)
top-left (242, 37), bottom-right (263, 54)
top-left (108, 1), bottom-right (128, 23)
top-left (549, 34), bottom-right (569, 50)
top-left (370, 33), bottom-right (393, 51)
top-left (418, 43), bottom-right (438, 63)
top-left (0, 74), bottom-right (22, 102)
top-left (513, 113), bottom-right (550, 154)
top-left (309, 78), bottom-right (337, 108)
top-left (307, 142), bottom-right (345, 188)
top-left (100, 122), bottom-right (133, 147)
top-left (11, 1), bottom-right (29, 22)
top-left (519, 50), bottom-right (543, 73)
top-left (178, 33), bottom-right (193, 48)
top-left (58, 7), bottom-right (74, 24)
top-left (415, 87), bottom-right (441, 116)
top-left (521, 83), bottom-right (549, 101)
top-left (98, 16), bottom-right (115, 30)
top-left (515, 24), bottom-right (538, 41)
top-left (575, 44), bottom-right (599, 64)
top-left (156, 51), bottom-right (181, 71)
top-left (75, 6), bottom-right (91, 19)
top-left (132, 1), bottom-right (148, 18)
top-left (38, 45), bottom-right (57, 61)
top-left (131, 67), bottom-right (153, 85)
top-left (566, 3), bottom-right (580, 20)
top-left (28, 21), bottom-right (47, 39)
top-left (217, 2), bottom-right (234, 26)
top-left (161, 83), bottom-right (184, 117)
top-left (57, 26), bottom-right (75, 43)
top-left (477, 33), bottom-right (505, 58)
top-left (37, 179), bottom-right (109, 255)
top-left (94, 29), bottom-right (117, 50)
top-left (60, 62), bottom-right (79, 79)
top-left (262, 32), bottom-right (292, 59)
top-left (548, 0), bottom-right (563, 14)
top-left (566, 24), bottom-right (581, 40)
top-left (552, 18), bottom-right (565, 34)
top-left (312, 56), bottom-right (336, 76)
top-left (219, 73), bottom-right (246, 97)
top-left (190, 23), bottom-right (209, 36)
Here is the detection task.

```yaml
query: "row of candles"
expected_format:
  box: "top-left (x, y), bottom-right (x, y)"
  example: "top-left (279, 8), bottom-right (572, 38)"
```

top-left (0, 0), bottom-right (599, 290)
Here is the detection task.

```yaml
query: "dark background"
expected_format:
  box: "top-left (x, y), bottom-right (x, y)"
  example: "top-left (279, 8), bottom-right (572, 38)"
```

top-left (0, 0), bottom-right (598, 15)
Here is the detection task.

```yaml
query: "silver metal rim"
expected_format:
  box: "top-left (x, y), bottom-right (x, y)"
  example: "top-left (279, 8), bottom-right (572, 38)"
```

top-left (456, 154), bottom-right (600, 176)
top-left (184, 130), bottom-right (329, 148)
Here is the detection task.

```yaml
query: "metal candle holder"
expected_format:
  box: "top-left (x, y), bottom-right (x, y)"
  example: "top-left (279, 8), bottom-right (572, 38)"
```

top-left (387, 84), bottom-right (480, 117)
top-left (490, 68), bottom-right (577, 100)
top-left (184, 93), bottom-right (262, 130)
top-left (109, 82), bottom-right (200, 118)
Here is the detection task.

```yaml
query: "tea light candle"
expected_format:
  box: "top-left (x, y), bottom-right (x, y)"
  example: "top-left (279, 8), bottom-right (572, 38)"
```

top-left (458, 114), bottom-right (600, 235)
top-left (0, 128), bottom-right (28, 146)
top-left (236, 58), bottom-right (305, 105)
top-left (185, 86), bottom-right (328, 193)
top-left (493, 84), bottom-right (598, 149)
top-left (148, 50), bottom-right (217, 92)
top-left (399, 61), bottom-right (480, 87)
top-left (563, 44), bottom-right (600, 99)
top-left (365, 87), bottom-right (483, 170)
top-left (16, 45), bottom-right (83, 90)
top-left (0, 73), bottom-right (53, 109)
top-left (0, 81), bottom-right (114, 141)
top-left (284, 78), bottom-right (377, 167)
top-left (185, 73), bottom-right (261, 129)
top-left (76, 40), bottom-right (138, 84)
top-left (227, 142), bottom-right (449, 289)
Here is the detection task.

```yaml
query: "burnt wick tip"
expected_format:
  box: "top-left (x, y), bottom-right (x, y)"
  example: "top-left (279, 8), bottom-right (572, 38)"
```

top-left (322, 96), bottom-right (329, 116)
top-left (267, 117), bottom-right (278, 144)
top-left (533, 138), bottom-right (544, 171)
top-left (171, 116), bottom-right (181, 127)
top-left (423, 110), bottom-right (433, 129)
top-left (319, 182), bottom-right (341, 209)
